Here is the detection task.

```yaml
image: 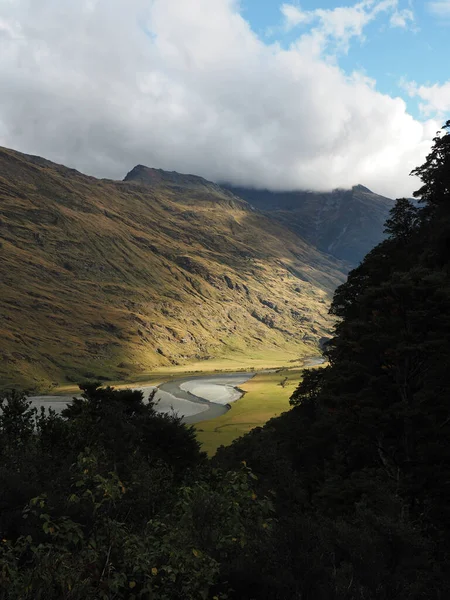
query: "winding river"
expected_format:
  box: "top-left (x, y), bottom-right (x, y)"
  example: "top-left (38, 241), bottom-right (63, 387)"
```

top-left (28, 357), bottom-right (325, 424)
top-left (28, 372), bottom-right (254, 424)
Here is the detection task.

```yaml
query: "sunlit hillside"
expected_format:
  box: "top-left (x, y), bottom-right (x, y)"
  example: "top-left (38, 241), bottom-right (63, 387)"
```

top-left (0, 147), bottom-right (347, 391)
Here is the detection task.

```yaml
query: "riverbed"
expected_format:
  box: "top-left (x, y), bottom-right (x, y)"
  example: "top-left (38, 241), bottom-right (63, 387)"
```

top-left (27, 357), bottom-right (324, 424)
top-left (28, 372), bottom-right (254, 424)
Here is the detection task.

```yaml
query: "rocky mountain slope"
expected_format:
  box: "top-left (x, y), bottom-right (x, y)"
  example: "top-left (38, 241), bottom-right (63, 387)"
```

top-left (225, 184), bottom-right (394, 265)
top-left (0, 148), bottom-right (347, 391)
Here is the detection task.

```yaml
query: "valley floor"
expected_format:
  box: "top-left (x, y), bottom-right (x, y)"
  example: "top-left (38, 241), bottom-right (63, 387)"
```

top-left (195, 368), bottom-right (303, 455)
top-left (28, 372), bottom-right (254, 421)
top-left (28, 355), bottom-right (325, 455)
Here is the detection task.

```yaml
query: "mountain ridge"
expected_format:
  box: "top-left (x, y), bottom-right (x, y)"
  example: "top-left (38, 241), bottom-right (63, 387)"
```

top-left (224, 183), bottom-right (394, 265)
top-left (124, 164), bottom-right (394, 266)
top-left (124, 165), bottom-right (393, 266)
top-left (124, 165), bottom-right (215, 188)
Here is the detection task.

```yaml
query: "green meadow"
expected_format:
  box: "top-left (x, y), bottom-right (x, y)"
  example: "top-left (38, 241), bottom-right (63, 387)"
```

top-left (195, 368), bottom-right (303, 456)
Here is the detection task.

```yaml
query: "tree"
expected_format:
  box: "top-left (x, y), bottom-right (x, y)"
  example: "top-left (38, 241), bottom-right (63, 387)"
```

top-left (411, 120), bottom-right (450, 211)
top-left (215, 121), bottom-right (450, 598)
top-left (384, 197), bottom-right (420, 240)
top-left (62, 383), bottom-right (205, 473)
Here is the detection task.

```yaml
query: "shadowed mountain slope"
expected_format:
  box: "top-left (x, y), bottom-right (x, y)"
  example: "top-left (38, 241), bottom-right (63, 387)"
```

top-left (0, 149), bottom-right (347, 391)
top-left (224, 184), bottom-right (394, 265)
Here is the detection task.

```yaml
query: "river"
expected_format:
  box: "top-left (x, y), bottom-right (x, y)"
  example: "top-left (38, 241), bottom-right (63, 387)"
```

top-left (28, 372), bottom-right (254, 424)
top-left (28, 357), bottom-right (325, 424)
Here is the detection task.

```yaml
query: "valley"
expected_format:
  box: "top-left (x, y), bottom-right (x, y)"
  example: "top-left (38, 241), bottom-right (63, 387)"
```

top-left (2, 1), bottom-right (449, 596)
top-left (0, 147), bottom-right (349, 391)
top-left (28, 371), bottom-right (254, 424)
top-left (226, 184), bottom-right (394, 265)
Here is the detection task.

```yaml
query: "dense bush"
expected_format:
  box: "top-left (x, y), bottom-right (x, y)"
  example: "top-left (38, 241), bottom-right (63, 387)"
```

top-left (0, 386), bottom-right (272, 599)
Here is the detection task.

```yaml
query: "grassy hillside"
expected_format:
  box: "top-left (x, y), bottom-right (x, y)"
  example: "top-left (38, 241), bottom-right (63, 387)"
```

top-left (0, 147), bottom-right (346, 391)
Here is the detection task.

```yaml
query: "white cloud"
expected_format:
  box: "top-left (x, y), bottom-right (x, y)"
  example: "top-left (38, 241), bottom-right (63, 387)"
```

top-left (403, 79), bottom-right (450, 117)
top-left (281, 4), bottom-right (312, 28)
top-left (390, 8), bottom-right (414, 27)
top-left (281, 0), bottom-right (414, 54)
top-left (428, 1), bottom-right (450, 17)
top-left (0, 0), bottom-right (438, 198)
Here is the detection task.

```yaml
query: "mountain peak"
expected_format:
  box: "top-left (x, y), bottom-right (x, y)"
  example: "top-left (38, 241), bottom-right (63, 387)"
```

top-left (352, 184), bottom-right (373, 193)
top-left (123, 164), bottom-right (210, 188)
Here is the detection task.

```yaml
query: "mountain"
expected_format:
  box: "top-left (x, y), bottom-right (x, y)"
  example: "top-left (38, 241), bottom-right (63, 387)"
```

top-left (0, 148), bottom-right (347, 391)
top-left (224, 184), bottom-right (395, 265)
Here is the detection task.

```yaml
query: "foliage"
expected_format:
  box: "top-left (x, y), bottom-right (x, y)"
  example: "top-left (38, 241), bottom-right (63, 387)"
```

top-left (0, 385), bottom-right (272, 599)
top-left (0, 451), bottom-right (272, 600)
top-left (411, 120), bottom-right (450, 210)
top-left (215, 121), bottom-right (450, 598)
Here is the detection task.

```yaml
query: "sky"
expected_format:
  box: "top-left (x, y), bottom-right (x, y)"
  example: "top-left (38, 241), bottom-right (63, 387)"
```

top-left (0, 0), bottom-right (449, 197)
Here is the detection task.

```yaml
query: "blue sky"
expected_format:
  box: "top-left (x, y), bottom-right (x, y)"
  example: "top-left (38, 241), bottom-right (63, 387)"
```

top-left (0, 0), bottom-right (449, 196)
top-left (241, 0), bottom-right (450, 119)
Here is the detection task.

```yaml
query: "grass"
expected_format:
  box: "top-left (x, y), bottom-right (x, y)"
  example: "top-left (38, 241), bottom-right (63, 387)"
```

top-left (39, 359), bottom-right (320, 459)
top-left (54, 348), bottom-right (304, 394)
top-left (195, 368), bottom-right (303, 456)
top-left (148, 347), bottom-right (305, 375)
top-left (1, 145), bottom-right (342, 392)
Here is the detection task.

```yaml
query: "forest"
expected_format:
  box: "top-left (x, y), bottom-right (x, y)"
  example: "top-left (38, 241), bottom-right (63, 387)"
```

top-left (1, 121), bottom-right (450, 599)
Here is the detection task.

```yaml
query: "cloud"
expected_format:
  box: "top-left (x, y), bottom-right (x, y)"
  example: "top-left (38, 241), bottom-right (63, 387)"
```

top-left (280, 4), bottom-right (312, 29)
top-left (0, 0), bottom-right (438, 198)
top-left (428, 1), bottom-right (450, 17)
top-left (389, 8), bottom-right (414, 27)
top-left (281, 0), bottom-right (414, 54)
top-left (403, 79), bottom-right (450, 117)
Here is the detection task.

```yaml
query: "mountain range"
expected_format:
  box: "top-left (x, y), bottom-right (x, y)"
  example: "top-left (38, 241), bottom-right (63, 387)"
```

top-left (224, 184), bottom-right (394, 265)
top-left (0, 147), bottom-right (392, 390)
